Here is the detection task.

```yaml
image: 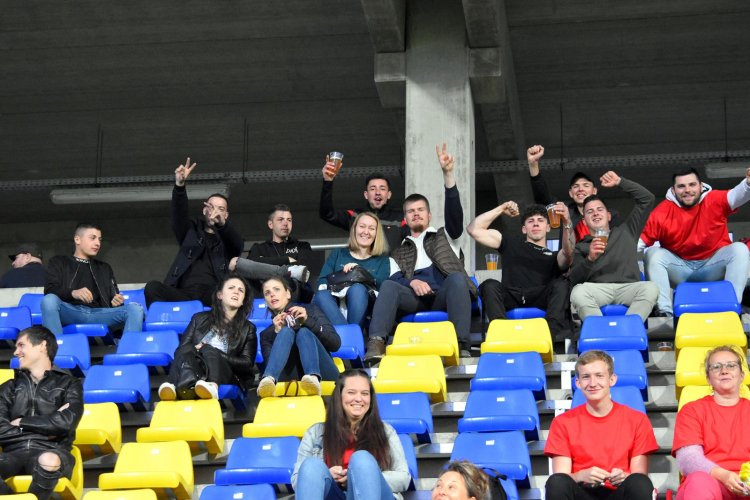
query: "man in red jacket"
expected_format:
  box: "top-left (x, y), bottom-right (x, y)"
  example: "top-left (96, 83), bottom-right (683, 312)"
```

top-left (640, 167), bottom-right (750, 317)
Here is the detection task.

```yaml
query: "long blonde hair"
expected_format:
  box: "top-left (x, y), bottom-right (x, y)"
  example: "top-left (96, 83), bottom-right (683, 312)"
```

top-left (347, 212), bottom-right (389, 257)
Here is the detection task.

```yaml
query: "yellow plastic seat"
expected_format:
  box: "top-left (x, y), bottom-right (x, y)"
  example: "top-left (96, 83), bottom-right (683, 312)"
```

top-left (243, 396), bottom-right (325, 438)
top-left (75, 403), bottom-right (122, 459)
top-left (274, 381), bottom-right (337, 397)
top-left (481, 319), bottom-right (554, 363)
top-left (137, 399), bottom-right (224, 454)
top-left (386, 322), bottom-right (459, 366)
top-left (0, 369), bottom-right (14, 385)
top-left (678, 384), bottom-right (750, 412)
top-left (83, 490), bottom-right (158, 500)
top-left (675, 346), bottom-right (750, 398)
top-left (98, 441), bottom-right (193, 499)
top-left (334, 357), bottom-right (345, 372)
top-left (6, 446), bottom-right (83, 500)
top-left (675, 312), bottom-right (747, 359)
top-left (373, 354), bottom-right (447, 403)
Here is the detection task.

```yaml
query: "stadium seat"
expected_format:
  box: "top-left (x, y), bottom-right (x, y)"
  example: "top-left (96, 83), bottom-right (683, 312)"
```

top-left (571, 385), bottom-right (647, 414)
top-left (200, 484), bottom-right (276, 500)
top-left (0, 306), bottom-right (32, 347)
top-left (122, 289), bottom-right (148, 315)
top-left (11, 333), bottom-right (90, 376)
top-left (377, 392), bottom-right (434, 443)
top-left (458, 389), bottom-right (540, 441)
top-left (18, 293), bottom-right (43, 325)
top-left (74, 403), bottom-right (122, 459)
top-left (571, 350), bottom-right (648, 400)
top-left (83, 364), bottom-right (151, 411)
top-left (578, 315), bottom-right (649, 362)
top-left (82, 490), bottom-right (158, 500)
top-left (600, 304), bottom-right (629, 316)
top-left (330, 324), bottom-right (365, 368)
top-left (144, 300), bottom-right (204, 333)
top-left (675, 346), bottom-right (750, 398)
top-left (450, 431), bottom-right (532, 488)
top-left (0, 369), bottom-right (14, 385)
top-left (62, 323), bottom-right (115, 346)
top-left (250, 298), bottom-right (271, 319)
top-left (103, 330), bottom-right (180, 374)
top-left (471, 352), bottom-right (547, 401)
top-left (675, 312), bottom-right (746, 359)
top-left (98, 441), bottom-right (194, 499)
top-left (214, 436), bottom-right (300, 487)
top-left (386, 321), bottom-right (459, 366)
top-left (373, 355), bottom-right (447, 403)
top-left (673, 281), bottom-right (741, 317)
top-left (243, 396), bottom-right (325, 438)
top-left (251, 319), bottom-right (273, 365)
top-left (481, 318), bottom-right (553, 363)
top-left (273, 380), bottom-right (337, 397)
top-left (137, 399), bottom-right (224, 454)
top-left (506, 308), bottom-right (545, 320)
top-left (678, 384), bottom-right (750, 412)
top-left (217, 384), bottom-right (250, 412)
top-left (401, 311), bottom-right (449, 323)
top-left (6, 446), bottom-right (83, 500)
top-left (399, 434), bottom-right (419, 491)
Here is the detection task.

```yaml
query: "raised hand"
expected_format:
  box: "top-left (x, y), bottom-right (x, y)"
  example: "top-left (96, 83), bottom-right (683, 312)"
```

top-left (745, 167), bottom-right (750, 186)
top-left (527, 145), bottom-right (544, 164)
top-left (554, 202), bottom-right (571, 224)
top-left (501, 201), bottom-right (519, 217)
top-left (322, 155), bottom-right (338, 181)
top-left (175, 157), bottom-right (197, 187)
top-left (436, 142), bottom-right (455, 172)
top-left (204, 202), bottom-right (227, 227)
top-left (600, 171), bottom-right (621, 188)
top-left (288, 306), bottom-right (308, 324)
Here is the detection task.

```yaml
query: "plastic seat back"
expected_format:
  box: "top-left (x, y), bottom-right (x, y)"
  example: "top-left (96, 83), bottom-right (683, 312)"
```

top-left (458, 389), bottom-right (540, 441)
top-left (215, 436), bottom-right (300, 487)
top-left (200, 484), bottom-right (276, 500)
top-left (377, 392), bottom-right (433, 443)
top-left (401, 311), bottom-right (449, 323)
top-left (481, 318), bottom-right (553, 363)
top-left (506, 308), bottom-right (545, 320)
top-left (243, 396), bottom-right (326, 438)
top-left (330, 324), bottom-right (366, 368)
top-left (0, 369), bottom-right (14, 385)
top-left (450, 431), bottom-right (531, 487)
top-left (398, 434), bottom-right (418, 490)
top-left (0, 306), bottom-right (32, 346)
top-left (75, 403), bottom-right (122, 459)
top-left (674, 281), bottom-right (741, 317)
top-left (578, 315), bottom-right (649, 362)
top-left (137, 399), bottom-right (225, 454)
top-left (678, 385), bottom-right (750, 411)
top-left (121, 289), bottom-right (148, 315)
top-left (471, 352), bottom-right (547, 400)
top-left (571, 350), bottom-right (648, 400)
top-left (675, 312), bottom-right (746, 359)
top-left (11, 333), bottom-right (91, 376)
top-left (83, 364), bottom-right (151, 411)
top-left (83, 490), bottom-right (158, 500)
top-left (252, 319), bottom-right (273, 365)
top-left (388, 321), bottom-right (459, 366)
top-left (103, 330), bottom-right (180, 374)
top-left (250, 299), bottom-right (272, 319)
top-left (18, 293), bottom-right (43, 325)
top-left (571, 385), bottom-right (647, 414)
top-left (144, 301), bottom-right (204, 333)
top-left (600, 304), bottom-right (628, 316)
top-left (675, 346), bottom-right (750, 398)
top-left (373, 355), bottom-right (447, 403)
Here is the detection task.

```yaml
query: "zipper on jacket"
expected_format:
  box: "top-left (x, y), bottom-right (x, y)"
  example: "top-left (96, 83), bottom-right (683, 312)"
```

top-left (68, 263), bottom-right (81, 288)
top-left (89, 263), bottom-right (111, 308)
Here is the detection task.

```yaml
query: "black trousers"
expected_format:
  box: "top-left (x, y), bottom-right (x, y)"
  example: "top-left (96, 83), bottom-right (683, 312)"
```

top-left (144, 281), bottom-right (215, 307)
top-left (0, 447), bottom-right (75, 500)
top-left (479, 278), bottom-right (570, 337)
top-left (545, 473), bottom-right (654, 500)
top-left (168, 344), bottom-right (237, 396)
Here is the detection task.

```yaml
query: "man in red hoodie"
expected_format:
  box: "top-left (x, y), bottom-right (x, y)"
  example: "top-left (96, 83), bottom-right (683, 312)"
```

top-left (640, 167), bottom-right (750, 317)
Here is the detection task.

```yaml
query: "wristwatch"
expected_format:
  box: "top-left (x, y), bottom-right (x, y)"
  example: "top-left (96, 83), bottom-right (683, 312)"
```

top-left (563, 222), bottom-right (573, 230)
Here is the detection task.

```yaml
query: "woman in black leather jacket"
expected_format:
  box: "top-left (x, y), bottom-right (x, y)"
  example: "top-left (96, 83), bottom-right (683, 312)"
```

top-left (258, 276), bottom-right (341, 398)
top-left (158, 274), bottom-right (256, 400)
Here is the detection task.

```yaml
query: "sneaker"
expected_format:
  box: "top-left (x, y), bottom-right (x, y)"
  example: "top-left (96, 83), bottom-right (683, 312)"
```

top-left (364, 337), bottom-right (386, 366)
top-left (459, 349), bottom-right (472, 359)
top-left (287, 265), bottom-right (310, 283)
top-left (300, 374), bottom-right (322, 396)
top-left (158, 382), bottom-right (177, 401)
top-left (257, 376), bottom-right (276, 398)
top-left (195, 380), bottom-right (219, 400)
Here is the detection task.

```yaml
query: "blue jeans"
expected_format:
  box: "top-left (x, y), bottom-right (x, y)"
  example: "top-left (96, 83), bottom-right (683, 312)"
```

top-left (644, 242), bottom-right (750, 315)
top-left (40, 294), bottom-right (144, 336)
top-left (296, 452), bottom-right (395, 500)
top-left (314, 285), bottom-right (370, 327)
top-left (263, 327), bottom-right (340, 381)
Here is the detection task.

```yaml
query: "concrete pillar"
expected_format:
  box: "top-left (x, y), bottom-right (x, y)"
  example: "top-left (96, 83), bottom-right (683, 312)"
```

top-left (404, 0), bottom-right (476, 272)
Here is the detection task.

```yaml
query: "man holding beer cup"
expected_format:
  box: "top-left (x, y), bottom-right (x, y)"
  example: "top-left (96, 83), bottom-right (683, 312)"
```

top-left (569, 172), bottom-right (659, 322)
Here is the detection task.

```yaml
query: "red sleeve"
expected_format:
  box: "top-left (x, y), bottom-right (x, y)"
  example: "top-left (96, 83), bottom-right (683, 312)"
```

top-left (672, 400), bottom-right (705, 456)
top-left (714, 190), bottom-right (738, 218)
top-left (640, 208), bottom-right (662, 247)
top-left (544, 415), bottom-right (571, 459)
top-left (631, 411), bottom-right (659, 458)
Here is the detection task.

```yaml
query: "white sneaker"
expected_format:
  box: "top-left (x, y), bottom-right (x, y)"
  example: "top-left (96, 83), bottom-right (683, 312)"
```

top-left (195, 380), bottom-right (219, 400)
top-left (287, 265), bottom-right (310, 283)
top-left (158, 382), bottom-right (177, 401)
top-left (257, 376), bottom-right (276, 398)
top-left (300, 374), bottom-right (322, 396)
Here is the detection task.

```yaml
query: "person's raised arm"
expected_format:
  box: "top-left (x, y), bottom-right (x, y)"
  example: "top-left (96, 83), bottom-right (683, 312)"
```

top-left (466, 202), bottom-right (518, 249)
top-left (726, 168), bottom-right (750, 210)
top-left (556, 203), bottom-right (574, 270)
top-left (319, 155), bottom-right (353, 231)
top-left (527, 145), bottom-right (554, 206)
top-left (600, 172), bottom-right (655, 237)
top-left (172, 158), bottom-right (197, 245)
top-left (436, 143), bottom-right (464, 239)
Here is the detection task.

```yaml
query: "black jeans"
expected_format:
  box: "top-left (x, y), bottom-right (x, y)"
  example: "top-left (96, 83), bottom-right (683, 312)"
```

top-left (369, 272), bottom-right (472, 350)
top-left (0, 447), bottom-right (74, 500)
top-left (168, 344), bottom-right (237, 396)
top-left (545, 473), bottom-right (654, 500)
top-left (144, 281), bottom-right (215, 307)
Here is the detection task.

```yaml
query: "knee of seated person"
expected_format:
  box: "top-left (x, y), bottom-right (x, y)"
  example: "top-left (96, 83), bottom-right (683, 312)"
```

top-left (37, 452), bottom-right (61, 472)
top-left (40, 294), bottom-right (60, 310)
top-left (569, 284), bottom-right (590, 304)
top-left (347, 283), bottom-right (368, 296)
top-left (545, 473), bottom-right (575, 489)
top-left (379, 280), bottom-right (400, 293)
top-left (479, 278), bottom-right (501, 294)
top-left (348, 450), bottom-right (377, 470)
top-left (728, 241), bottom-right (750, 258)
top-left (295, 327), bottom-right (315, 339)
top-left (299, 456), bottom-right (328, 475)
top-left (622, 472), bottom-right (653, 489)
top-left (643, 245), bottom-right (670, 265)
top-left (642, 281), bottom-right (660, 301)
top-left (124, 302), bottom-right (144, 315)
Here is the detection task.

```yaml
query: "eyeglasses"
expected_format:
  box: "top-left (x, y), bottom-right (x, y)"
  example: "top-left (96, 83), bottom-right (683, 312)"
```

top-left (708, 362), bottom-right (741, 373)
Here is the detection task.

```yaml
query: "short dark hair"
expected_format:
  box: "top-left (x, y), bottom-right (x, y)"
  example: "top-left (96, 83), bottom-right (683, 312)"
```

top-left (365, 174), bottom-right (390, 191)
top-left (268, 204), bottom-right (291, 221)
top-left (403, 194), bottom-right (430, 214)
top-left (18, 325), bottom-right (57, 362)
top-left (205, 193), bottom-right (229, 205)
top-left (521, 204), bottom-right (548, 223)
top-left (74, 222), bottom-right (101, 237)
top-left (582, 194), bottom-right (607, 212)
top-left (672, 167), bottom-right (701, 187)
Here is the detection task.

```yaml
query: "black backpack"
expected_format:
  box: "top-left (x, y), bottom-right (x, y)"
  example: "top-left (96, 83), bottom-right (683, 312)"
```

top-left (484, 468), bottom-right (509, 500)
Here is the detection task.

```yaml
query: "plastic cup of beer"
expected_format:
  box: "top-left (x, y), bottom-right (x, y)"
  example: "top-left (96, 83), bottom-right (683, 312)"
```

top-left (658, 342), bottom-right (673, 352)
top-left (593, 228), bottom-right (609, 246)
top-left (547, 204), bottom-right (561, 228)
top-left (329, 151), bottom-right (344, 174)
top-left (486, 254), bottom-right (499, 271)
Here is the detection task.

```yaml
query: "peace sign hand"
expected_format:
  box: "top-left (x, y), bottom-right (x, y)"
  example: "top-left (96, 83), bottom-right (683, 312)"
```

top-left (436, 143), bottom-right (455, 172)
top-left (175, 157), bottom-right (197, 187)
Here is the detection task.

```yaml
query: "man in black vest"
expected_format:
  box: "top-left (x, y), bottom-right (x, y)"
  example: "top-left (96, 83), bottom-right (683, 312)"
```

top-left (144, 158), bottom-right (244, 307)
top-left (364, 143), bottom-right (477, 364)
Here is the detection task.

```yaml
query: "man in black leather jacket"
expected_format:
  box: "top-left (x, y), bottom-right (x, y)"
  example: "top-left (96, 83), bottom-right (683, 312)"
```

top-left (0, 326), bottom-right (84, 500)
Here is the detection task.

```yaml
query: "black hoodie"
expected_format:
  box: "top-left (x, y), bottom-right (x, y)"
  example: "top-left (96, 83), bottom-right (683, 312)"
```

top-left (248, 237), bottom-right (314, 267)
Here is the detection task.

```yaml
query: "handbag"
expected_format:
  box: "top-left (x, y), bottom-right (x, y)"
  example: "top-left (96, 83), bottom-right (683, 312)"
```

top-left (484, 468), bottom-right (509, 500)
top-left (326, 266), bottom-right (377, 296)
top-left (175, 349), bottom-right (209, 400)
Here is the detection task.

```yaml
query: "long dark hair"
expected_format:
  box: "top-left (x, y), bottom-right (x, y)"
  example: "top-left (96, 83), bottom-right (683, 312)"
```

top-left (209, 274), bottom-right (253, 346)
top-left (323, 369), bottom-right (391, 470)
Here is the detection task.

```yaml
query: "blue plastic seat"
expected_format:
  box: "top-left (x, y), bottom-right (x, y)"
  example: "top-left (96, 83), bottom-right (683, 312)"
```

top-left (450, 431), bottom-right (531, 487)
top-left (0, 306), bottom-right (32, 347)
top-left (251, 319), bottom-right (273, 365)
top-left (249, 299), bottom-right (272, 320)
top-left (571, 385), bottom-right (646, 414)
top-left (458, 389), bottom-right (540, 441)
top-left (506, 308), bottom-right (545, 320)
top-left (377, 392), bottom-right (433, 443)
top-left (398, 434), bottom-right (418, 491)
top-left (18, 294), bottom-right (43, 325)
top-left (330, 324), bottom-right (365, 368)
top-left (11, 333), bottom-right (89, 376)
top-left (102, 331), bottom-right (179, 375)
top-left (471, 352), bottom-right (546, 401)
top-left (121, 289), bottom-right (148, 315)
top-left (144, 301), bottom-right (204, 333)
top-left (83, 364), bottom-right (151, 411)
top-left (401, 311), bottom-right (449, 323)
top-left (578, 315), bottom-right (649, 362)
top-left (571, 349), bottom-right (648, 401)
top-left (200, 484), bottom-right (276, 500)
top-left (600, 305), bottom-right (628, 316)
top-left (674, 281), bottom-right (741, 317)
top-left (62, 323), bottom-right (116, 346)
top-left (470, 276), bottom-right (482, 317)
top-left (214, 436), bottom-right (299, 488)
top-left (217, 385), bottom-right (249, 412)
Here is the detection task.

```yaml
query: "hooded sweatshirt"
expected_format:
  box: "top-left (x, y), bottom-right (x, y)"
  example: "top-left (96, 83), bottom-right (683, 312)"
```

top-left (248, 238), bottom-right (313, 267)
